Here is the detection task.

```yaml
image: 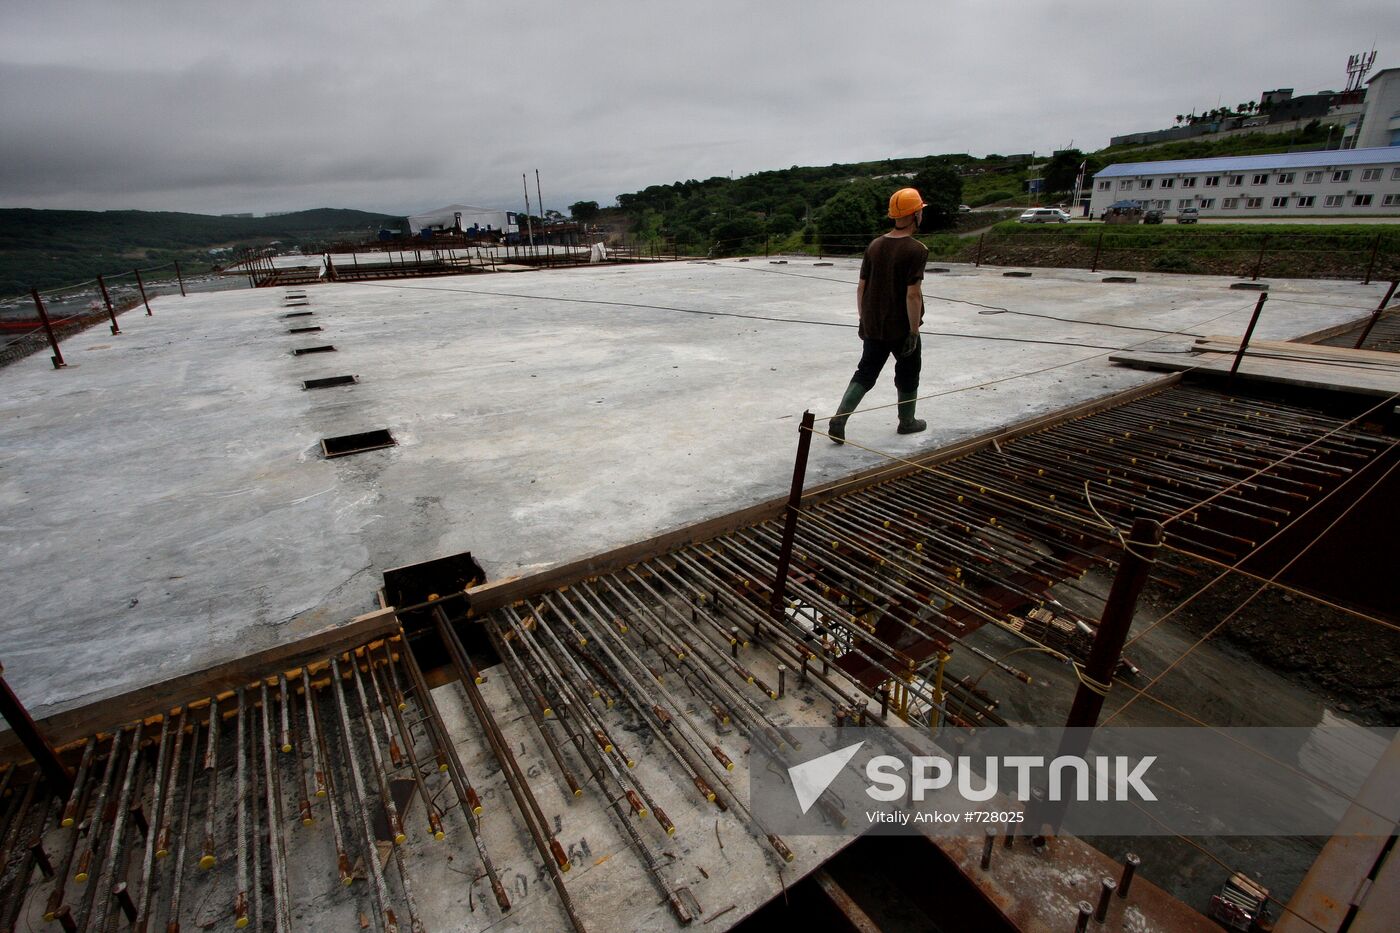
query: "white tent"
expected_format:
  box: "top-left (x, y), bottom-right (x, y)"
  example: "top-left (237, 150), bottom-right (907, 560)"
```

top-left (406, 204), bottom-right (518, 236)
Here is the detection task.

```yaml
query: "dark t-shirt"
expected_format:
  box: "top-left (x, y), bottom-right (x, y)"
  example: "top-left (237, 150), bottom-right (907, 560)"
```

top-left (858, 235), bottom-right (928, 341)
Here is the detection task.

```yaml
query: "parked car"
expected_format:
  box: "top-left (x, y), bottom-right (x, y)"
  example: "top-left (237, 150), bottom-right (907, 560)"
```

top-left (958, 204), bottom-right (972, 213)
top-left (1176, 206), bottom-right (1200, 224)
top-left (1143, 209), bottom-right (1164, 224)
top-left (1018, 208), bottom-right (1071, 224)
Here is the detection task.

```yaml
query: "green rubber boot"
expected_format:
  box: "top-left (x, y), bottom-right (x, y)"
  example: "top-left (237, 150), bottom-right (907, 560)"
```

top-left (828, 380), bottom-right (869, 445)
top-left (897, 390), bottom-right (927, 435)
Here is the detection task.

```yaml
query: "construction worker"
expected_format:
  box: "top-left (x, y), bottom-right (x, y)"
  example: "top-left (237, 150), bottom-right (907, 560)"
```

top-left (828, 187), bottom-right (928, 444)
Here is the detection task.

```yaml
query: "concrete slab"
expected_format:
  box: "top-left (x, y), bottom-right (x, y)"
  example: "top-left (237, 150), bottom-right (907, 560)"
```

top-left (0, 259), bottom-right (1389, 718)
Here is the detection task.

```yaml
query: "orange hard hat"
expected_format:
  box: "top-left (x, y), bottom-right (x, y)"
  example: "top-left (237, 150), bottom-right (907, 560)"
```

top-left (888, 187), bottom-right (927, 219)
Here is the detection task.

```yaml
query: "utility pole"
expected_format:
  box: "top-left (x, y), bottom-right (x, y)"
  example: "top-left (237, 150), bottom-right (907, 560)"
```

top-left (522, 174), bottom-right (536, 257)
top-left (535, 169), bottom-right (546, 249)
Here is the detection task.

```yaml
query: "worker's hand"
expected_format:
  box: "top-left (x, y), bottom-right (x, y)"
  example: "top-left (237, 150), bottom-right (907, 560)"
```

top-left (898, 332), bottom-right (920, 359)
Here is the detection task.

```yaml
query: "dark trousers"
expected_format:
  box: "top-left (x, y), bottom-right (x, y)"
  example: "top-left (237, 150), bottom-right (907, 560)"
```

top-left (852, 337), bottom-right (921, 393)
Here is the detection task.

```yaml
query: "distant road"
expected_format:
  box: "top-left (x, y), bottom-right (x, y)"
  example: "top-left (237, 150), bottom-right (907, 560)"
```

top-left (1066, 215), bottom-right (1400, 226)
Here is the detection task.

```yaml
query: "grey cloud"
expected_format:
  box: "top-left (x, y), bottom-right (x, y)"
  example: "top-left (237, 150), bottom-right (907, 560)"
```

top-left (1, 0), bottom-right (1398, 215)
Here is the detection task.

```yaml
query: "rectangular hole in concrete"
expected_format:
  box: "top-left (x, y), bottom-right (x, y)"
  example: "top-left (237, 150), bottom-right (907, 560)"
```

top-left (302, 375), bottom-right (358, 390)
top-left (283, 311), bottom-right (314, 318)
top-left (383, 551), bottom-right (489, 646)
top-left (293, 345), bottom-right (336, 356)
top-left (322, 429), bottom-right (395, 458)
top-left (288, 326), bottom-right (323, 334)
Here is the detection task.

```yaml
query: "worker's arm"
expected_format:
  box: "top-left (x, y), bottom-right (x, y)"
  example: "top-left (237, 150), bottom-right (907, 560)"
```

top-left (857, 279), bottom-right (866, 317)
top-left (906, 282), bottom-right (922, 335)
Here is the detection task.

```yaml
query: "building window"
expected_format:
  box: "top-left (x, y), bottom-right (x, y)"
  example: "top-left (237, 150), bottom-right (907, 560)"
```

top-left (1155, 199), bottom-right (1170, 209)
top-left (1227, 175), bottom-right (1244, 186)
top-left (1384, 194), bottom-right (1400, 206)
top-left (1222, 198), bottom-right (1239, 209)
top-left (1296, 196), bottom-right (1316, 207)
top-left (1252, 173), bottom-right (1269, 185)
top-left (1276, 172), bottom-right (1295, 184)
top-left (1120, 180), bottom-right (1134, 190)
top-left (1160, 178), bottom-right (1175, 189)
top-left (1199, 198), bottom-right (1215, 208)
top-left (1304, 171), bottom-right (1322, 183)
top-left (1204, 176), bottom-right (1220, 187)
top-left (1245, 197), bottom-right (1262, 209)
top-left (1332, 170), bottom-right (1351, 182)
top-left (1140, 178), bottom-right (1153, 189)
top-left (1324, 195), bottom-right (1343, 207)
top-left (1177, 199), bottom-right (1193, 209)
top-left (1354, 194), bottom-right (1373, 206)
top-left (1361, 168), bottom-right (1382, 181)
top-left (1097, 181), bottom-right (1111, 191)
top-left (1272, 196), bottom-right (1288, 208)
top-left (1392, 168), bottom-right (1400, 180)
top-left (1181, 177), bottom-right (1197, 188)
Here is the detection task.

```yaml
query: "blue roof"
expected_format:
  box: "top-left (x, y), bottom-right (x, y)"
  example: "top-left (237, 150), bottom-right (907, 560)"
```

top-left (1095, 146), bottom-right (1400, 178)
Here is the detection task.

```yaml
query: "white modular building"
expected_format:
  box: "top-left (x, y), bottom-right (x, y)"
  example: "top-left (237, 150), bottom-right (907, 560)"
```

top-left (1088, 147), bottom-right (1400, 220)
top-left (406, 204), bottom-right (520, 236)
top-left (1342, 67), bottom-right (1400, 150)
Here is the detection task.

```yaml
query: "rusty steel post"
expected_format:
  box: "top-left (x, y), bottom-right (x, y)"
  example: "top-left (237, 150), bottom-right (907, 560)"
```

top-left (1229, 292), bottom-right (1268, 382)
top-left (173, 260), bottom-right (186, 297)
top-left (1353, 279), bottom-right (1398, 350)
top-left (1119, 853), bottom-right (1141, 898)
top-left (769, 411), bottom-right (816, 635)
top-left (30, 289), bottom-right (67, 370)
top-left (96, 274), bottom-right (121, 334)
top-left (1363, 232), bottom-right (1381, 285)
top-left (976, 232), bottom-right (986, 268)
top-left (1033, 518), bottom-right (1161, 843)
top-left (1095, 878), bottom-right (1117, 922)
top-left (1066, 517), bottom-right (1162, 729)
top-left (1252, 234), bottom-right (1269, 281)
top-left (1090, 228), bottom-right (1103, 273)
top-left (0, 660), bottom-right (72, 798)
top-left (134, 269), bottom-right (152, 315)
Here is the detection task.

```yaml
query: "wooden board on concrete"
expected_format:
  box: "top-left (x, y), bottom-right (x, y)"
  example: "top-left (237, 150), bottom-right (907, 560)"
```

top-left (1111, 349), bottom-right (1400, 397)
top-left (1194, 336), bottom-right (1400, 369)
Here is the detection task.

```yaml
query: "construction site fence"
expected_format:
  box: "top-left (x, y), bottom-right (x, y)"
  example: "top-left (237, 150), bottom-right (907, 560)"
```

top-left (0, 261), bottom-right (248, 370)
top-left (705, 227), bottom-right (1400, 283)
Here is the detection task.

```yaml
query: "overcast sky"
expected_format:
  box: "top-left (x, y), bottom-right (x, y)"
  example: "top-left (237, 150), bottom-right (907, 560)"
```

top-left (1, 1), bottom-right (1395, 217)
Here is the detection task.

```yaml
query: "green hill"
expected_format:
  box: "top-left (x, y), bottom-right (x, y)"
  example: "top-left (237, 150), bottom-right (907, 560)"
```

top-left (602, 122), bottom-right (1338, 255)
top-left (0, 207), bottom-right (399, 296)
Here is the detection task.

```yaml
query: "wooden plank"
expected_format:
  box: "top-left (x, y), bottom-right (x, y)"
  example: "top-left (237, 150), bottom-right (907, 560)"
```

top-left (0, 607), bottom-right (400, 762)
top-left (1277, 732), bottom-right (1400, 933)
top-left (1292, 309), bottom-right (1399, 345)
top-left (464, 375), bottom-right (1179, 616)
top-left (811, 869), bottom-right (882, 933)
top-left (1111, 350), bottom-right (1400, 397)
top-left (1350, 844), bottom-right (1400, 933)
top-left (1195, 337), bottom-right (1400, 367)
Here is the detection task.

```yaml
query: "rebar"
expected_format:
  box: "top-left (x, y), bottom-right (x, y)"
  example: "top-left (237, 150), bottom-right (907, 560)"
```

top-left (199, 697), bottom-right (219, 871)
top-left (329, 656), bottom-right (397, 932)
top-left (88, 720), bottom-right (144, 932)
top-left (135, 710), bottom-right (179, 931)
top-left (433, 608), bottom-right (585, 932)
top-left (395, 641), bottom-right (510, 912)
